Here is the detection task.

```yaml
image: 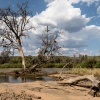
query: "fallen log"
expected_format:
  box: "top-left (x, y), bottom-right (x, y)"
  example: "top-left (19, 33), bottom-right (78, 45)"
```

top-left (28, 64), bottom-right (38, 73)
top-left (58, 75), bottom-right (100, 97)
top-left (28, 61), bottom-right (48, 73)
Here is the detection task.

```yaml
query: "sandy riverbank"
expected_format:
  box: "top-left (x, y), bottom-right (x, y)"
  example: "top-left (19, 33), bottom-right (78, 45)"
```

top-left (0, 73), bottom-right (100, 100)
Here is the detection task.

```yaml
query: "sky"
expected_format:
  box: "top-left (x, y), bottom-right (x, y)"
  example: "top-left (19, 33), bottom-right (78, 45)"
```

top-left (0, 0), bottom-right (100, 56)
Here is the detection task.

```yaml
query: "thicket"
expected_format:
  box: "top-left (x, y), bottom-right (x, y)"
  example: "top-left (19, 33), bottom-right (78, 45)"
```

top-left (0, 55), bottom-right (100, 68)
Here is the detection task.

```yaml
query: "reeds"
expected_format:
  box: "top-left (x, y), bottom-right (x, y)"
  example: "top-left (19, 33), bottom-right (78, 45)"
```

top-left (68, 68), bottom-right (100, 76)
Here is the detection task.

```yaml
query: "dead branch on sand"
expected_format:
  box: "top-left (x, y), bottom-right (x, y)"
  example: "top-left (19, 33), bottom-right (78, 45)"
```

top-left (58, 75), bottom-right (100, 97)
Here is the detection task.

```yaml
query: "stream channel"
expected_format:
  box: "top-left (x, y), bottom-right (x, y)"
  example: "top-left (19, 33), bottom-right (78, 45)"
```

top-left (0, 68), bottom-right (68, 83)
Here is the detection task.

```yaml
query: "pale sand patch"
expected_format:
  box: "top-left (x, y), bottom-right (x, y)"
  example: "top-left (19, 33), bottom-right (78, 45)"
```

top-left (0, 80), bottom-right (99, 100)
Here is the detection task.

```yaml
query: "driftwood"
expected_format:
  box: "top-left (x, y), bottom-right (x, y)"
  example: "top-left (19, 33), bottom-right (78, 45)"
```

top-left (28, 64), bottom-right (38, 72)
top-left (58, 75), bottom-right (100, 97)
top-left (59, 63), bottom-right (70, 78)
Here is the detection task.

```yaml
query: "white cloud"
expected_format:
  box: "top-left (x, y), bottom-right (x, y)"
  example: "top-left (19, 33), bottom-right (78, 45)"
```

top-left (44, 0), bottom-right (80, 4)
top-left (44, 0), bottom-right (54, 3)
top-left (79, 49), bottom-right (93, 56)
top-left (36, 0), bottom-right (90, 33)
top-left (97, 6), bottom-right (100, 14)
top-left (81, 0), bottom-right (99, 6)
top-left (83, 25), bottom-right (100, 38)
top-left (1, 0), bottom-right (100, 56)
top-left (55, 24), bottom-right (100, 56)
top-left (44, 0), bottom-right (100, 5)
top-left (22, 0), bottom-right (100, 56)
top-left (69, 0), bottom-right (100, 6)
top-left (67, 0), bottom-right (81, 4)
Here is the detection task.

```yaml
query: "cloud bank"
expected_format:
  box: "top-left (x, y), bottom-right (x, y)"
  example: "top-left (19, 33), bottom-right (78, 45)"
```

top-left (22, 0), bottom-right (100, 56)
top-left (1, 0), bottom-right (100, 56)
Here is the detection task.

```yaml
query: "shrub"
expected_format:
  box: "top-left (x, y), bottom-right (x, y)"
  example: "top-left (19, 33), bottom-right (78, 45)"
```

top-left (54, 63), bottom-right (65, 68)
top-left (26, 63), bottom-right (32, 68)
top-left (95, 62), bottom-right (100, 68)
top-left (0, 63), bottom-right (22, 68)
top-left (80, 58), bottom-right (96, 68)
top-left (80, 61), bottom-right (89, 68)
top-left (45, 63), bottom-right (55, 68)
top-left (45, 63), bottom-right (66, 68)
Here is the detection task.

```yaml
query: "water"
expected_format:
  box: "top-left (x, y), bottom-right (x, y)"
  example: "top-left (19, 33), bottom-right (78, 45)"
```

top-left (0, 68), bottom-right (21, 73)
top-left (0, 68), bottom-right (62, 83)
top-left (41, 68), bottom-right (69, 73)
top-left (0, 75), bottom-right (54, 83)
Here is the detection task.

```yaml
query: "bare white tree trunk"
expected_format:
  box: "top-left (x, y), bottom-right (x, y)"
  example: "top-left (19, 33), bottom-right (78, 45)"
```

top-left (59, 63), bottom-right (70, 78)
top-left (18, 47), bottom-right (26, 70)
top-left (58, 75), bottom-right (100, 97)
top-left (58, 75), bottom-right (100, 86)
top-left (0, 2), bottom-right (34, 71)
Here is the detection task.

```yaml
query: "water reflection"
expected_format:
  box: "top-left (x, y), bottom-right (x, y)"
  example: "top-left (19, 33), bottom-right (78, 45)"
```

top-left (0, 68), bottom-right (64, 83)
top-left (0, 75), bottom-right (54, 83)
top-left (0, 75), bottom-right (9, 83)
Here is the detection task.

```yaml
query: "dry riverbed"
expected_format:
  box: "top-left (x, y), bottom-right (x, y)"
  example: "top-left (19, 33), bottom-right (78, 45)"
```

top-left (0, 73), bottom-right (100, 100)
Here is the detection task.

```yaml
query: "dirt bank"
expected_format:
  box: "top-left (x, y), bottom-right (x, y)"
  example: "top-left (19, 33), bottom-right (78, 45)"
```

top-left (0, 75), bottom-right (100, 100)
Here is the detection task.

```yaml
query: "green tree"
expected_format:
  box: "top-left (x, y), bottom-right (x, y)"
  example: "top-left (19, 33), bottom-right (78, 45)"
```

top-left (0, 47), bottom-right (10, 64)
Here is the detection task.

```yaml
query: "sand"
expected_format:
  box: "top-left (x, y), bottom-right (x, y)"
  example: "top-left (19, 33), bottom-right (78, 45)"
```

top-left (0, 79), bottom-right (99, 100)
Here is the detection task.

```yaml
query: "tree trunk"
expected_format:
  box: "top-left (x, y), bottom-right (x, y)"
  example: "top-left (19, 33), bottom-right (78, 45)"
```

top-left (18, 47), bottom-right (26, 70)
top-left (58, 75), bottom-right (100, 97)
top-left (28, 64), bottom-right (38, 72)
top-left (59, 63), bottom-right (70, 78)
top-left (16, 37), bottom-right (26, 71)
top-left (58, 75), bottom-right (100, 86)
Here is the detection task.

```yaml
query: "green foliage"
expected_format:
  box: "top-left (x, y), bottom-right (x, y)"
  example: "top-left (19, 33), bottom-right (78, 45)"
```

top-left (0, 56), bottom-right (10, 64)
top-left (45, 63), bottom-right (55, 68)
top-left (26, 63), bottom-right (32, 68)
top-left (80, 60), bottom-right (90, 68)
top-left (9, 56), bottom-right (22, 64)
top-left (80, 58), bottom-right (96, 68)
top-left (0, 55), bottom-right (100, 68)
top-left (95, 62), bottom-right (100, 68)
top-left (45, 63), bottom-right (65, 68)
top-left (0, 63), bottom-right (22, 68)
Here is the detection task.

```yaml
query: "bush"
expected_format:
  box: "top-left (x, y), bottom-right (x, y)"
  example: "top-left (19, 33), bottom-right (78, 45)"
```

top-left (26, 63), bottom-right (32, 68)
top-left (80, 58), bottom-right (96, 68)
top-left (0, 63), bottom-right (22, 68)
top-left (95, 62), bottom-right (100, 68)
top-left (54, 63), bottom-right (65, 68)
top-left (80, 61), bottom-right (89, 68)
top-left (45, 63), bottom-right (66, 68)
top-left (72, 63), bottom-right (80, 68)
top-left (45, 63), bottom-right (55, 68)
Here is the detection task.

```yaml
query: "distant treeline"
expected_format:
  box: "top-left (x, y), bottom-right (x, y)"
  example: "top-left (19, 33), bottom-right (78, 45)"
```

top-left (0, 55), bottom-right (100, 68)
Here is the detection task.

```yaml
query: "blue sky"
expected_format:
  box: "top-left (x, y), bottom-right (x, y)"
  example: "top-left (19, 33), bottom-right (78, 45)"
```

top-left (0, 0), bottom-right (46, 14)
top-left (0, 0), bottom-right (100, 56)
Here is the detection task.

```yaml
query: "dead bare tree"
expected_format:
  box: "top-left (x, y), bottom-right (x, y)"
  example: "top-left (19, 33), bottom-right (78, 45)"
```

top-left (39, 26), bottom-right (60, 61)
top-left (0, 2), bottom-right (34, 70)
top-left (58, 75), bottom-right (100, 97)
top-left (29, 26), bottom-right (61, 72)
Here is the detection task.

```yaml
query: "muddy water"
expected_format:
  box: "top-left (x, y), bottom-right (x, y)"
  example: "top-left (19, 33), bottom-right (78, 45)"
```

top-left (0, 68), bottom-right (64, 83)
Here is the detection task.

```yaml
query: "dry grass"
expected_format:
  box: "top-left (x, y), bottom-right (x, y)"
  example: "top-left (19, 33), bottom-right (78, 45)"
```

top-left (67, 68), bottom-right (100, 76)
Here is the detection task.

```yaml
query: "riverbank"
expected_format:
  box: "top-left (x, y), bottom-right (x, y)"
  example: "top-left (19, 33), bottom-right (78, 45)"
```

top-left (0, 73), bottom-right (100, 100)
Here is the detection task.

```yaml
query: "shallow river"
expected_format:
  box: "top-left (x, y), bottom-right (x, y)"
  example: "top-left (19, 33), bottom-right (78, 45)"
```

top-left (0, 68), bottom-right (69, 83)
